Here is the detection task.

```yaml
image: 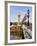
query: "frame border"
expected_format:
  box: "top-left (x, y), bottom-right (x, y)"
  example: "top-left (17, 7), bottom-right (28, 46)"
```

top-left (5, 1), bottom-right (36, 45)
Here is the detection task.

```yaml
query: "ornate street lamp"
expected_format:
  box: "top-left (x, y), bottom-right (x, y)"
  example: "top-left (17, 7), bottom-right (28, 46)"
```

top-left (27, 9), bottom-right (30, 26)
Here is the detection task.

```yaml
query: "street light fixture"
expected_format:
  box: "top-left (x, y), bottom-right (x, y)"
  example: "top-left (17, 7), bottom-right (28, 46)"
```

top-left (27, 9), bottom-right (30, 26)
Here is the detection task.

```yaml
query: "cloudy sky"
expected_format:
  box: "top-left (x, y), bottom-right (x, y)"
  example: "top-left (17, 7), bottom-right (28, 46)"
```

top-left (10, 6), bottom-right (32, 23)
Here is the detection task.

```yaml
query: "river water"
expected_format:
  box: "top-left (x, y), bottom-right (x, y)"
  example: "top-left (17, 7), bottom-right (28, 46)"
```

top-left (10, 35), bottom-right (22, 40)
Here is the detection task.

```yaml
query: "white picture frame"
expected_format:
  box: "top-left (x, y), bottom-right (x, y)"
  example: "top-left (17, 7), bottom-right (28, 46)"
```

top-left (5, 1), bottom-right (36, 45)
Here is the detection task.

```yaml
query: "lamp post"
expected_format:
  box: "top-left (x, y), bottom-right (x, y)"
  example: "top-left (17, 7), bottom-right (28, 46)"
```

top-left (27, 9), bottom-right (30, 26)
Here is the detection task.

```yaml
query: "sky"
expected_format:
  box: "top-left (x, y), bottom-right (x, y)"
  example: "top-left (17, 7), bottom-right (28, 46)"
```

top-left (10, 6), bottom-right (32, 23)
